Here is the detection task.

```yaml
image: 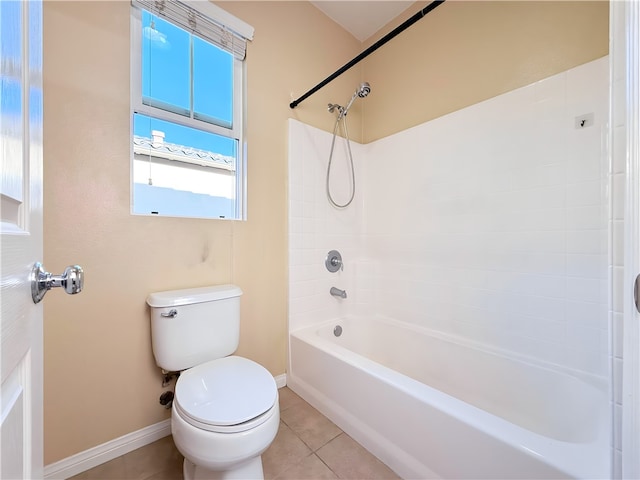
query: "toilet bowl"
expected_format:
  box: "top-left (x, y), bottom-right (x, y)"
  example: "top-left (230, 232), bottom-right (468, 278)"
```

top-left (147, 286), bottom-right (279, 480)
top-left (171, 357), bottom-right (279, 480)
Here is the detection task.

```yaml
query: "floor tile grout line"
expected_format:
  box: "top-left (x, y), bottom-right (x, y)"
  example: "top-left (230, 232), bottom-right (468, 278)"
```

top-left (284, 418), bottom-right (343, 453)
top-left (271, 451), bottom-right (317, 480)
top-left (313, 451), bottom-right (342, 479)
top-left (309, 430), bottom-right (344, 453)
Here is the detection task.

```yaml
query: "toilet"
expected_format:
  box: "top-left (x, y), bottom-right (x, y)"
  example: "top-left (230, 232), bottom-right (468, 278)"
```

top-left (147, 285), bottom-right (279, 480)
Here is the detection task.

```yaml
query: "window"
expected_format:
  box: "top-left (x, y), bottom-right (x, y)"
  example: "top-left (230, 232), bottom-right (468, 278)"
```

top-left (130, 0), bottom-right (253, 219)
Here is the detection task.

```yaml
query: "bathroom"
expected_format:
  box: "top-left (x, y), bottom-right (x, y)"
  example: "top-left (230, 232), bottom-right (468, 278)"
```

top-left (34, 0), bottom-right (637, 479)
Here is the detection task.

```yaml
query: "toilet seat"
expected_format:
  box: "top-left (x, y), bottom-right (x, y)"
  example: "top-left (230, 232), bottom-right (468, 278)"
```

top-left (174, 356), bottom-right (277, 433)
top-left (175, 401), bottom-right (279, 434)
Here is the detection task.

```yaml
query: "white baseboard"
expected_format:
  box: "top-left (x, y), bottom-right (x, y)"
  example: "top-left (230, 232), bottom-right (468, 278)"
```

top-left (43, 374), bottom-right (287, 480)
top-left (275, 373), bottom-right (287, 389)
top-left (44, 419), bottom-right (171, 480)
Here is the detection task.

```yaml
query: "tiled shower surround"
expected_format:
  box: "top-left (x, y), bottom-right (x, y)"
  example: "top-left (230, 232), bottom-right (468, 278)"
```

top-left (288, 56), bottom-right (610, 377)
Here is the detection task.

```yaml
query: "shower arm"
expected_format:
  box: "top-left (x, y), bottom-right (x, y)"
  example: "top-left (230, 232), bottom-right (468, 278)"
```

top-left (288, 0), bottom-right (445, 110)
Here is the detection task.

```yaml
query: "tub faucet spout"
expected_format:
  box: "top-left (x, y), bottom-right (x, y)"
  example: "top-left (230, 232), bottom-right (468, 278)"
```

top-left (330, 287), bottom-right (347, 299)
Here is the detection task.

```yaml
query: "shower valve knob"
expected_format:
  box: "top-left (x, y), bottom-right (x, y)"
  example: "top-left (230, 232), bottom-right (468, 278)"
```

top-left (325, 250), bottom-right (343, 273)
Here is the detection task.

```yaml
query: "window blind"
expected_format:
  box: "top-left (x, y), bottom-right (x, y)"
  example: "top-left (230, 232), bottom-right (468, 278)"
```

top-left (131, 0), bottom-right (252, 60)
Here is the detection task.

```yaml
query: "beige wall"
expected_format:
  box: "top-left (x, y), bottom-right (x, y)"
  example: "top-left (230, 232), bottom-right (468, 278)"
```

top-left (42, 0), bottom-right (607, 466)
top-left (362, 1), bottom-right (609, 142)
top-left (43, 1), bottom-right (361, 464)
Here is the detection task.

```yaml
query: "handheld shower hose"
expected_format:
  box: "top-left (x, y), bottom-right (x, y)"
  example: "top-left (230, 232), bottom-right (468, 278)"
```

top-left (326, 82), bottom-right (371, 208)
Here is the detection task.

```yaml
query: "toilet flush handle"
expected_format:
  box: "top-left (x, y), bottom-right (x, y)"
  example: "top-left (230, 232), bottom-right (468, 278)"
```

top-left (161, 309), bottom-right (178, 318)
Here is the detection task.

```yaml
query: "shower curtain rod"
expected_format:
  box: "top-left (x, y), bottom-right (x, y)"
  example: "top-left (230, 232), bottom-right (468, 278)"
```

top-left (289, 0), bottom-right (445, 109)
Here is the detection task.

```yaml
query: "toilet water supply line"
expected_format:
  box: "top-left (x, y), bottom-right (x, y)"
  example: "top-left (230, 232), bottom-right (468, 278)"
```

top-left (159, 370), bottom-right (180, 409)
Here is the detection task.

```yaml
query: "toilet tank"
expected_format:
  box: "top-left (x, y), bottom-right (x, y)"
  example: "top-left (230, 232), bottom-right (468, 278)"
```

top-left (147, 285), bottom-right (242, 372)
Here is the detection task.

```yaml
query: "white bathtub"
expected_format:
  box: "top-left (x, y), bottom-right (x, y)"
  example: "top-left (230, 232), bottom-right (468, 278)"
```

top-left (288, 316), bottom-right (609, 479)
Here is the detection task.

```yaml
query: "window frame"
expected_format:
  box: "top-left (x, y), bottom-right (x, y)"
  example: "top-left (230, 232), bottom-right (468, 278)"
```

top-left (130, 5), bottom-right (247, 220)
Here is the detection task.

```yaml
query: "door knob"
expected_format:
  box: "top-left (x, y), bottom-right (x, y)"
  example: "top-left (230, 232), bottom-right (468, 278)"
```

top-left (635, 273), bottom-right (640, 313)
top-left (31, 262), bottom-right (84, 304)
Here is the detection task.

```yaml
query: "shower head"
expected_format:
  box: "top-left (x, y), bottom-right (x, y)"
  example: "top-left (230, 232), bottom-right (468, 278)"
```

top-left (357, 82), bottom-right (371, 98)
top-left (341, 81), bottom-right (371, 117)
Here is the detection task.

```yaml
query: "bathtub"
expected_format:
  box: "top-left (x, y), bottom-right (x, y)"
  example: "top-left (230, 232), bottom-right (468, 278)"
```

top-left (288, 316), bottom-right (609, 479)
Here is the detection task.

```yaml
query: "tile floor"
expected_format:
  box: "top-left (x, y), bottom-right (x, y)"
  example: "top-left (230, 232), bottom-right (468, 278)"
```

top-left (71, 387), bottom-right (400, 480)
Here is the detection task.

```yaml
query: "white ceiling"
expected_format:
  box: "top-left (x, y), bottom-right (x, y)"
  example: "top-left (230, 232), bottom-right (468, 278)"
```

top-left (310, 1), bottom-right (416, 42)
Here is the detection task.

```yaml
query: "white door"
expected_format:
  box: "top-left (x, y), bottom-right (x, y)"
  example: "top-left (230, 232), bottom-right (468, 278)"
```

top-left (1, 1), bottom-right (43, 478)
top-left (622, 0), bottom-right (640, 477)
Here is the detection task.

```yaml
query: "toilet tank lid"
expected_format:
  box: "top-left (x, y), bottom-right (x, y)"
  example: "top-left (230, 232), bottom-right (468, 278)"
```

top-left (146, 285), bottom-right (242, 308)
